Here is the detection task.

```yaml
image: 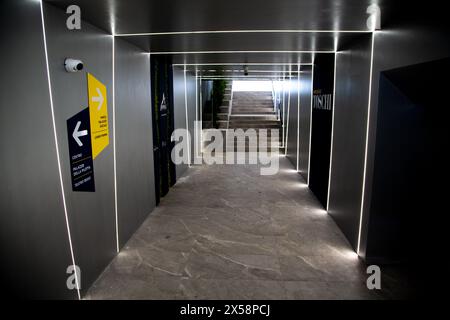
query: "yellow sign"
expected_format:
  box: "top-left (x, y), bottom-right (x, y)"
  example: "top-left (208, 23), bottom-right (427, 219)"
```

top-left (87, 73), bottom-right (109, 159)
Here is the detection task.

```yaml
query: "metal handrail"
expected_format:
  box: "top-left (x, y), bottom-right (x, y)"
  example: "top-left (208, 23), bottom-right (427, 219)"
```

top-left (271, 81), bottom-right (280, 121)
top-left (226, 81), bottom-right (234, 130)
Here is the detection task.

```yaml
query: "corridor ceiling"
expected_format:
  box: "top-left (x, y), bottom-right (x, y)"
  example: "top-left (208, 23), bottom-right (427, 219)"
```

top-left (47, 0), bottom-right (392, 76)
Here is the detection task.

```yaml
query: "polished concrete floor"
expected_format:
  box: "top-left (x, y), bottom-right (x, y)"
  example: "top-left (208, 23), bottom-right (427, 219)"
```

top-left (86, 155), bottom-right (402, 299)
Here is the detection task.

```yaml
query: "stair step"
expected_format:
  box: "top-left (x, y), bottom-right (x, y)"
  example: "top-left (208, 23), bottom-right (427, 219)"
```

top-left (232, 105), bottom-right (274, 109)
top-left (232, 109), bottom-right (275, 114)
top-left (230, 115), bottom-right (278, 121)
top-left (233, 100), bottom-right (273, 104)
top-left (228, 124), bottom-right (280, 129)
top-left (233, 105), bottom-right (274, 109)
top-left (218, 121), bottom-right (228, 128)
top-left (202, 128), bottom-right (281, 134)
top-left (229, 119), bottom-right (280, 124)
top-left (225, 140), bottom-right (281, 145)
top-left (233, 92), bottom-right (271, 97)
top-left (217, 113), bottom-right (228, 120)
top-left (232, 106), bottom-right (274, 110)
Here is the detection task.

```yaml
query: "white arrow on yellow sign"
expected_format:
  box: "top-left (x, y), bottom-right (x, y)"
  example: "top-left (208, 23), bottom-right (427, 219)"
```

top-left (87, 73), bottom-right (109, 159)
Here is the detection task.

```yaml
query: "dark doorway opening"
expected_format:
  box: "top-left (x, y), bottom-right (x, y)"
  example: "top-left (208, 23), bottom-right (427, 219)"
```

top-left (150, 56), bottom-right (177, 205)
top-left (366, 57), bottom-right (450, 297)
top-left (309, 54), bottom-right (335, 208)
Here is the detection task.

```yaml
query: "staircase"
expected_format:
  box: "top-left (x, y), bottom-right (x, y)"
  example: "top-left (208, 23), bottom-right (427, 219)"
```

top-left (217, 82), bottom-right (232, 128)
top-left (220, 90), bottom-right (281, 152)
top-left (228, 91), bottom-right (279, 130)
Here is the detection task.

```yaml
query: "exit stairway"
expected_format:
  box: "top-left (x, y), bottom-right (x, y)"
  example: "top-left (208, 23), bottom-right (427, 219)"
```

top-left (228, 91), bottom-right (279, 130)
top-left (219, 90), bottom-right (281, 152)
top-left (217, 82), bottom-right (232, 126)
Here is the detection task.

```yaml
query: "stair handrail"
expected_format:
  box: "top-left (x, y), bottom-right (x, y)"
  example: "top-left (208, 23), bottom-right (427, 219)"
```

top-left (226, 81), bottom-right (234, 130)
top-left (271, 81), bottom-right (280, 121)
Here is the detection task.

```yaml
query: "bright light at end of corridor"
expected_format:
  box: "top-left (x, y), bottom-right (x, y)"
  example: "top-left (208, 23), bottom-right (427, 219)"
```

top-left (233, 81), bottom-right (273, 91)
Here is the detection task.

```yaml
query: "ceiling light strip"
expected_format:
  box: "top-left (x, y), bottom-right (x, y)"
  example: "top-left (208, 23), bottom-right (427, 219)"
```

top-left (198, 70), bottom-right (306, 73)
top-left (174, 63), bottom-right (314, 66)
top-left (149, 50), bottom-right (334, 55)
top-left (116, 29), bottom-right (372, 37)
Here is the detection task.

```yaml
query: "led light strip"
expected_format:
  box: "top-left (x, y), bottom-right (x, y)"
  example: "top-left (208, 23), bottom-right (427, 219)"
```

top-left (183, 67), bottom-right (191, 167)
top-left (198, 70), bottom-right (306, 73)
top-left (307, 63), bottom-right (315, 185)
top-left (296, 64), bottom-right (301, 172)
top-left (199, 75), bottom-right (203, 153)
top-left (112, 36), bottom-right (120, 253)
top-left (39, 0), bottom-right (81, 300)
top-left (284, 67), bottom-right (292, 156)
top-left (149, 50), bottom-right (334, 55)
top-left (326, 52), bottom-right (338, 213)
top-left (357, 32), bottom-right (376, 255)
top-left (195, 69), bottom-right (199, 129)
top-left (116, 29), bottom-right (372, 37)
top-left (174, 63), bottom-right (314, 66)
top-left (281, 79), bottom-right (286, 148)
top-left (194, 69), bottom-right (202, 162)
top-left (198, 76), bottom-right (293, 79)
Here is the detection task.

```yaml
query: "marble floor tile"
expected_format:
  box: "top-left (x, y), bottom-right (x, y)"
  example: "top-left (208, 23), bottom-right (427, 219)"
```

top-left (86, 156), bottom-right (398, 299)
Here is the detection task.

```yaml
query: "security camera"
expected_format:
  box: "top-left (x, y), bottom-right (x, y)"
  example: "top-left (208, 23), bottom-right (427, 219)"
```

top-left (244, 65), bottom-right (249, 76)
top-left (64, 58), bottom-right (84, 73)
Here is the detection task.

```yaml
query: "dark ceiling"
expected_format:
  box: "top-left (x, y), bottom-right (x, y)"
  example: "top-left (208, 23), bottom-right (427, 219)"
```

top-left (45, 0), bottom-right (392, 76)
top-left (47, 0), bottom-right (386, 34)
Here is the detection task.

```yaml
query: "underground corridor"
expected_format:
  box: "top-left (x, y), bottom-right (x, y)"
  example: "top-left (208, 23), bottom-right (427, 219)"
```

top-left (1, 0), bottom-right (449, 303)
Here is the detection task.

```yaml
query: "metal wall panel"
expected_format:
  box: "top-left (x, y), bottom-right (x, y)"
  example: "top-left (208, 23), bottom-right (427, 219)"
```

top-left (172, 67), bottom-right (195, 177)
top-left (286, 77), bottom-right (299, 168)
top-left (43, 4), bottom-right (116, 295)
top-left (0, 0), bottom-right (77, 299)
top-left (308, 54), bottom-right (334, 208)
top-left (186, 72), bottom-right (197, 164)
top-left (359, 26), bottom-right (450, 258)
top-left (115, 38), bottom-right (156, 247)
top-left (298, 70), bottom-right (312, 180)
top-left (328, 35), bottom-right (372, 250)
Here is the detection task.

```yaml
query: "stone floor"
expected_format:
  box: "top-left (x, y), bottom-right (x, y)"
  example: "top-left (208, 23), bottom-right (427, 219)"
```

top-left (86, 155), bottom-right (403, 299)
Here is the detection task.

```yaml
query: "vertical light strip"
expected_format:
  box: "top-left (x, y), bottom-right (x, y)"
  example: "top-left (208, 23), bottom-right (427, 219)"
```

top-left (183, 66), bottom-right (191, 167)
top-left (112, 35), bottom-right (119, 253)
top-left (194, 69), bottom-right (201, 161)
top-left (284, 68), bottom-right (292, 156)
top-left (194, 70), bottom-right (198, 159)
top-left (307, 63), bottom-right (315, 185)
top-left (39, 0), bottom-right (81, 300)
top-left (195, 70), bottom-right (199, 124)
top-left (199, 75), bottom-right (203, 150)
top-left (326, 52), bottom-right (338, 212)
top-left (296, 64), bottom-right (300, 171)
top-left (281, 80), bottom-right (286, 148)
top-left (357, 32), bottom-right (376, 255)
